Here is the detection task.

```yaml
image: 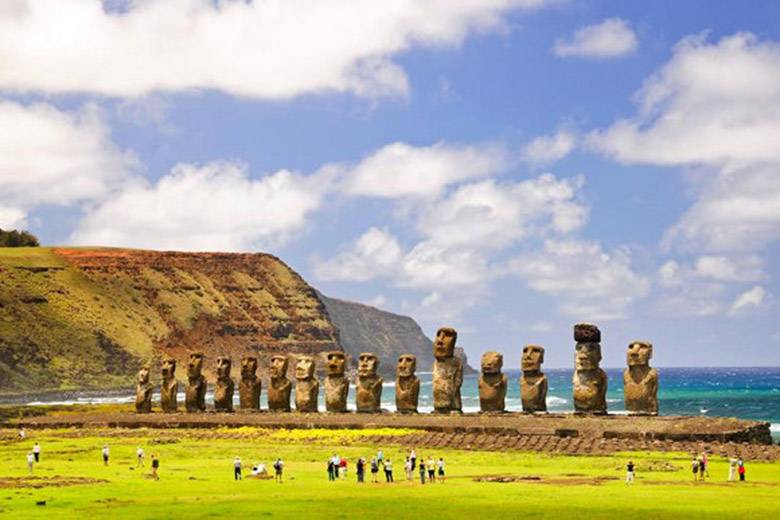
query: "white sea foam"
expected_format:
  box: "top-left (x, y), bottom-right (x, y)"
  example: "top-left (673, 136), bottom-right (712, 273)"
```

top-left (771, 423), bottom-right (780, 433)
top-left (546, 396), bottom-right (567, 406)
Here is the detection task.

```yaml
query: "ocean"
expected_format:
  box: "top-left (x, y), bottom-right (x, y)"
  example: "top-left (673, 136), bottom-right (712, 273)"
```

top-left (12, 367), bottom-right (780, 441)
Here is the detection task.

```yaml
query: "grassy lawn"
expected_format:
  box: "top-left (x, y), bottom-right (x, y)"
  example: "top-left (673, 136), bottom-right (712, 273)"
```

top-left (1, 428), bottom-right (777, 519)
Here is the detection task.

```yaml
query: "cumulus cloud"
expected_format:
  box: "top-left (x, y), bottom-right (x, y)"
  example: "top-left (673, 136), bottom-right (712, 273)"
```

top-left (521, 130), bottom-right (576, 165)
top-left (72, 162), bottom-right (328, 251)
top-left (314, 227), bottom-right (402, 282)
top-left (0, 100), bottom-right (136, 227)
top-left (693, 255), bottom-right (764, 282)
top-left (0, 0), bottom-right (549, 100)
top-left (553, 18), bottom-right (638, 59)
top-left (729, 285), bottom-right (767, 315)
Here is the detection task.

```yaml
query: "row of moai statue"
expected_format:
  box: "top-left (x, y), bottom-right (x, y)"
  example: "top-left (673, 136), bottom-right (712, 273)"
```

top-left (136, 324), bottom-right (657, 415)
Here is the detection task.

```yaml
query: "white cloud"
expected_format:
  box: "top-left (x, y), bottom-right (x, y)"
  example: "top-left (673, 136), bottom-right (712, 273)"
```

top-left (521, 130), bottom-right (576, 165)
top-left (693, 255), bottom-right (764, 282)
top-left (365, 295), bottom-right (388, 309)
top-left (553, 18), bottom-right (638, 59)
top-left (507, 239), bottom-right (650, 320)
top-left (0, 0), bottom-right (549, 100)
top-left (0, 100), bottom-right (135, 227)
top-left (314, 227), bottom-right (402, 282)
top-left (72, 162), bottom-right (328, 251)
top-left (342, 141), bottom-right (508, 198)
top-left (729, 285), bottom-right (767, 315)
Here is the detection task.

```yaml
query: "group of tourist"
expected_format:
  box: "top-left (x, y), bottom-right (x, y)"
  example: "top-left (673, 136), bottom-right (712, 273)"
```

top-left (232, 456), bottom-right (285, 482)
top-left (326, 449), bottom-right (446, 484)
top-left (622, 454), bottom-right (748, 484)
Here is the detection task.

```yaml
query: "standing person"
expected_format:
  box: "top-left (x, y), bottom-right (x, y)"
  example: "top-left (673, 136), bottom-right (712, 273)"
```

top-left (26, 452), bottom-right (34, 474)
top-left (274, 458), bottom-right (284, 483)
top-left (384, 458), bottom-right (393, 482)
top-left (404, 457), bottom-right (412, 481)
top-left (701, 452), bottom-right (709, 478)
top-left (102, 445), bottom-right (110, 466)
top-left (437, 457), bottom-right (446, 482)
top-left (234, 456), bottom-right (242, 480)
top-left (151, 454), bottom-right (159, 480)
top-left (339, 458), bottom-right (347, 480)
top-left (327, 458), bottom-right (335, 481)
top-left (137, 447), bottom-right (145, 468)
top-left (625, 460), bottom-right (635, 484)
top-left (691, 455), bottom-right (699, 481)
top-left (418, 458), bottom-right (426, 484)
top-left (410, 448), bottom-right (417, 471)
top-left (356, 457), bottom-right (365, 483)
top-left (738, 458), bottom-right (745, 482)
top-left (728, 456), bottom-right (738, 481)
top-left (370, 457), bottom-right (379, 483)
top-left (32, 442), bottom-right (41, 462)
top-left (18, 428), bottom-right (25, 441)
top-left (377, 449), bottom-right (384, 467)
top-left (427, 456), bottom-right (436, 483)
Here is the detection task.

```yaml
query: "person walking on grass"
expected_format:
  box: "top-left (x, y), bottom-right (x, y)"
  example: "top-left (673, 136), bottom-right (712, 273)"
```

top-left (151, 454), bottom-right (159, 480)
top-left (427, 456), bottom-right (436, 483)
top-left (102, 445), bottom-right (110, 466)
top-left (274, 458), bottom-right (284, 483)
top-left (437, 457), bottom-right (446, 482)
top-left (18, 428), bottom-right (25, 441)
top-left (370, 457), bottom-right (379, 483)
top-left (410, 448), bottom-right (417, 471)
top-left (384, 458), bottom-right (393, 482)
top-left (728, 456), bottom-right (738, 481)
top-left (419, 458), bottom-right (426, 484)
top-left (377, 449), bottom-right (384, 467)
top-left (327, 456), bottom-right (335, 481)
top-left (698, 453), bottom-right (707, 481)
top-left (26, 452), bottom-right (34, 474)
top-left (701, 452), bottom-right (709, 478)
top-left (404, 457), bottom-right (412, 481)
top-left (339, 457), bottom-right (347, 480)
top-left (137, 447), bottom-right (145, 468)
top-left (32, 442), bottom-right (41, 463)
top-left (625, 460), bottom-right (635, 484)
top-left (738, 458), bottom-right (746, 482)
top-left (356, 457), bottom-right (365, 483)
top-left (234, 456), bottom-right (242, 480)
top-left (691, 455), bottom-right (699, 481)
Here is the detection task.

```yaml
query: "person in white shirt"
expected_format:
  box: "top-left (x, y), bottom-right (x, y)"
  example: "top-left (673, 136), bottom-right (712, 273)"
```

top-left (26, 452), bottom-right (34, 474)
top-left (410, 449), bottom-right (417, 471)
top-left (33, 442), bottom-right (41, 462)
top-left (102, 445), bottom-right (110, 466)
top-left (437, 458), bottom-right (446, 482)
top-left (404, 457), bottom-right (412, 480)
top-left (728, 457), bottom-right (738, 481)
top-left (137, 447), bottom-right (145, 467)
top-left (234, 456), bottom-right (242, 480)
top-left (18, 428), bottom-right (25, 440)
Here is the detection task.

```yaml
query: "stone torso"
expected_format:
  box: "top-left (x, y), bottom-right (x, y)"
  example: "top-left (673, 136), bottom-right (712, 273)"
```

top-left (433, 358), bottom-right (463, 412)
top-left (186, 376), bottom-right (207, 412)
top-left (324, 376), bottom-right (349, 412)
top-left (356, 375), bottom-right (382, 412)
top-left (160, 378), bottom-right (178, 413)
top-left (268, 377), bottom-right (292, 412)
top-left (295, 379), bottom-right (319, 412)
top-left (395, 376), bottom-right (420, 413)
top-left (623, 367), bottom-right (658, 414)
top-left (520, 372), bottom-right (547, 413)
top-left (572, 369), bottom-right (608, 414)
top-left (214, 377), bottom-right (235, 412)
top-left (478, 373), bottom-right (507, 412)
top-left (135, 382), bottom-right (153, 413)
top-left (239, 377), bottom-right (261, 410)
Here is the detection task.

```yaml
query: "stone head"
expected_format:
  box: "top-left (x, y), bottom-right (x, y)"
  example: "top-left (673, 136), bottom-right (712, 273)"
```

top-left (481, 351), bottom-right (503, 375)
top-left (433, 327), bottom-right (457, 360)
top-left (187, 352), bottom-right (204, 378)
top-left (575, 342), bottom-right (601, 370)
top-left (397, 354), bottom-right (417, 378)
top-left (216, 356), bottom-right (232, 379)
top-left (241, 356), bottom-right (258, 379)
top-left (161, 358), bottom-right (176, 379)
top-left (326, 351), bottom-right (346, 377)
top-left (358, 353), bottom-right (378, 377)
top-left (138, 366), bottom-right (150, 384)
top-left (295, 355), bottom-right (315, 380)
top-left (522, 344), bottom-right (545, 373)
top-left (270, 355), bottom-right (288, 379)
top-left (627, 341), bottom-right (653, 367)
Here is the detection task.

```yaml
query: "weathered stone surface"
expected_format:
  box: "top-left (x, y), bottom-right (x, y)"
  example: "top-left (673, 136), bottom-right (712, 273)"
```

top-left (355, 353), bottom-right (382, 413)
top-left (267, 355), bottom-right (291, 412)
top-left (238, 356), bottom-right (261, 410)
top-left (294, 355), bottom-right (318, 412)
top-left (214, 356), bottom-right (234, 412)
top-left (185, 352), bottom-right (207, 413)
top-left (432, 327), bottom-right (462, 413)
top-left (624, 341), bottom-right (658, 415)
top-left (324, 351), bottom-right (349, 413)
top-left (135, 366), bottom-right (153, 413)
top-left (395, 354), bottom-right (420, 413)
top-left (573, 339), bottom-right (607, 414)
top-left (479, 351), bottom-right (506, 412)
top-left (160, 358), bottom-right (178, 413)
top-left (574, 323), bottom-right (601, 343)
top-left (520, 344), bottom-right (547, 413)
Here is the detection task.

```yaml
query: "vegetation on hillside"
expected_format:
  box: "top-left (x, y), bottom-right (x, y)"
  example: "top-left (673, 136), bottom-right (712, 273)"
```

top-left (0, 229), bottom-right (39, 247)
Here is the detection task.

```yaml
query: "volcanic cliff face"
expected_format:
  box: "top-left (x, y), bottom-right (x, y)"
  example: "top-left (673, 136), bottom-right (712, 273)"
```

top-left (0, 248), bottom-right (339, 391)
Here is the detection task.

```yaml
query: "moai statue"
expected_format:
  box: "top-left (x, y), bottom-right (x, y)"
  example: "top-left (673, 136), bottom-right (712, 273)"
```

top-left (160, 358), bottom-right (178, 413)
top-left (214, 356), bottom-right (234, 412)
top-left (294, 355), bottom-right (319, 413)
top-left (267, 355), bottom-right (292, 412)
top-left (572, 323), bottom-right (608, 414)
top-left (624, 341), bottom-right (658, 415)
top-left (185, 352), bottom-right (207, 413)
top-left (395, 354), bottom-right (420, 413)
top-left (324, 351), bottom-right (349, 413)
top-left (355, 353), bottom-right (382, 413)
top-left (239, 356), bottom-right (261, 410)
top-left (432, 327), bottom-right (463, 413)
top-left (135, 366), bottom-right (153, 413)
top-left (520, 345), bottom-right (548, 413)
top-left (478, 351), bottom-right (507, 413)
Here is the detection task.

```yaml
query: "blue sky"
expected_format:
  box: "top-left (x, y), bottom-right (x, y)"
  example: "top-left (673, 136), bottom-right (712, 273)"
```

top-left (2, 0), bottom-right (780, 368)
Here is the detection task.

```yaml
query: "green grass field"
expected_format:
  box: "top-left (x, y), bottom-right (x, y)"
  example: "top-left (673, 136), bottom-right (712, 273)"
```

top-left (1, 428), bottom-right (777, 519)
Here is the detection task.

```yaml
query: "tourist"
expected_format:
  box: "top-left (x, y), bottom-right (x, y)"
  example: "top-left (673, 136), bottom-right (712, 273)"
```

top-left (356, 457), bottom-right (365, 483)
top-left (151, 454), bottom-right (159, 480)
top-left (370, 457), bottom-right (379, 483)
top-left (404, 457), bottom-right (412, 481)
top-left (427, 456), bottom-right (436, 482)
top-left (327, 457), bottom-right (335, 481)
top-left (418, 458), bottom-right (426, 484)
top-left (377, 449), bottom-right (384, 466)
top-left (410, 448), bottom-right (417, 471)
top-left (700, 452), bottom-right (709, 479)
top-left (102, 445), bottom-right (110, 466)
top-left (691, 455), bottom-right (699, 481)
top-left (18, 428), bottom-right (25, 441)
top-left (738, 458), bottom-right (746, 482)
top-left (274, 458), bottom-right (284, 483)
top-left (728, 456), bottom-right (738, 481)
top-left (33, 442), bottom-right (41, 462)
top-left (339, 457), bottom-right (347, 479)
top-left (437, 457), bottom-right (446, 482)
top-left (625, 460), bottom-right (635, 484)
top-left (252, 462), bottom-right (268, 477)
top-left (26, 452), bottom-right (34, 474)
top-left (384, 458), bottom-right (393, 482)
top-left (234, 456), bottom-right (242, 480)
top-left (137, 447), bottom-right (145, 467)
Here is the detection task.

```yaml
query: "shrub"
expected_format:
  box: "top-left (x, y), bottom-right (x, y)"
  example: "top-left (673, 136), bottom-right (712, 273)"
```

top-left (0, 228), bottom-right (40, 247)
